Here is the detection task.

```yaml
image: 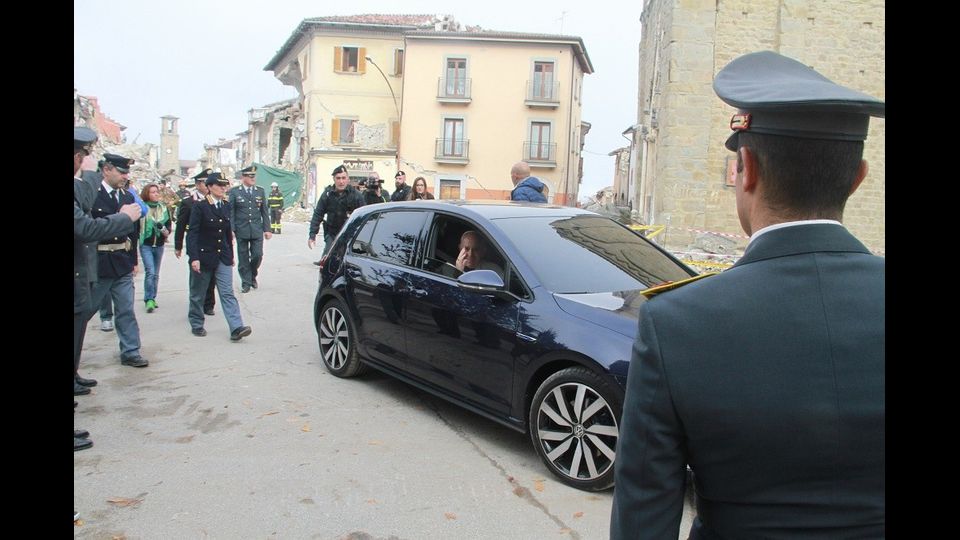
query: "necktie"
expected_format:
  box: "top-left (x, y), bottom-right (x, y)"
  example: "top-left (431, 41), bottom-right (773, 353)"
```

top-left (111, 189), bottom-right (119, 206)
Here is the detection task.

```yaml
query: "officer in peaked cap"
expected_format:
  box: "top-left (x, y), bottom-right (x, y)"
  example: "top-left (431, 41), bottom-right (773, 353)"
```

top-left (229, 164), bottom-right (271, 293)
top-left (611, 51), bottom-right (885, 539)
top-left (175, 167), bottom-right (218, 318)
top-left (186, 169), bottom-right (252, 342)
top-left (308, 164), bottom-right (364, 262)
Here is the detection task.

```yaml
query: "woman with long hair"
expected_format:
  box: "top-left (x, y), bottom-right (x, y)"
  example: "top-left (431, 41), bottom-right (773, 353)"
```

top-left (406, 176), bottom-right (435, 200)
top-left (139, 183), bottom-right (172, 313)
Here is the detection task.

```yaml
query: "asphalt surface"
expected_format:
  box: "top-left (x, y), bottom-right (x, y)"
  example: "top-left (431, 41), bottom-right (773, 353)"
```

top-left (74, 220), bottom-right (693, 539)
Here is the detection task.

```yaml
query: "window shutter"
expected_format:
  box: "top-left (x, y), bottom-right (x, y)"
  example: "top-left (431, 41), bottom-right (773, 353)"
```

top-left (394, 49), bottom-right (403, 76)
top-left (334, 47), bottom-right (342, 72)
top-left (331, 119), bottom-right (340, 144)
top-left (358, 48), bottom-right (367, 73)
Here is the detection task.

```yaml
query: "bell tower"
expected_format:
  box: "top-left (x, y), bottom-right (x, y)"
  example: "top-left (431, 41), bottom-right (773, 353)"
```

top-left (159, 115), bottom-right (180, 173)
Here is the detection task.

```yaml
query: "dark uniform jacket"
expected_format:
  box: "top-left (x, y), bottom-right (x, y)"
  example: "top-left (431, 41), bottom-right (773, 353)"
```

top-left (308, 185), bottom-right (364, 240)
top-left (174, 192), bottom-right (201, 251)
top-left (74, 173), bottom-right (134, 313)
top-left (228, 184), bottom-right (270, 239)
top-left (610, 223), bottom-right (884, 539)
top-left (90, 181), bottom-right (140, 279)
top-left (186, 197), bottom-right (234, 272)
top-left (390, 184), bottom-right (411, 202)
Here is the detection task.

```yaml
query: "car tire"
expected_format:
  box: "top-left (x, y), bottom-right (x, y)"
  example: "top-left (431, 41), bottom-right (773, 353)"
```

top-left (317, 299), bottom-right (366, 378)
top-left (529, 366), bottom-right (623, 491)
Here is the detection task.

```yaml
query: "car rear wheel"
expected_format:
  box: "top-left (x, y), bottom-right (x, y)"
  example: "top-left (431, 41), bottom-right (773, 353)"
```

top-left (317, 299), bottom-right (366, 378)
top-left (529, 367), bottom-right (622, 491)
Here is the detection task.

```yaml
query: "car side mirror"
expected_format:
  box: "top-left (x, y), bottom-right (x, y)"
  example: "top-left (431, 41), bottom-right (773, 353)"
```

top-left (457, 269), bottom-right (513, 300)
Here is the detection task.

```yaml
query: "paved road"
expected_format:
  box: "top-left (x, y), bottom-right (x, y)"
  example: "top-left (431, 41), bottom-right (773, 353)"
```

top-left (74, 221), bottom-right (693, 539)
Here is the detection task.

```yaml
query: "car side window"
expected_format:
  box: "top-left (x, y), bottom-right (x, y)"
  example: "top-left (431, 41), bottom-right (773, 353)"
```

top-left (367, 211), bottom-right (427, 267)
top-left (351, 213), bottom-right (379, 256)
top-left (421, 215), bottom-right (507, 282)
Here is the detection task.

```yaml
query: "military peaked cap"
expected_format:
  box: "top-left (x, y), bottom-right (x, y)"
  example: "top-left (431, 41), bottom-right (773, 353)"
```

top-left (192, 168), bottom-right (213, 181)
top-left (241, 164), bottom-right (257, 177)
top-left (102, 153), bottom-right (134, 173)
top-left (713, 51), bottom-right (885, 151)
top-left (205, 172), bottom-right (230, 186)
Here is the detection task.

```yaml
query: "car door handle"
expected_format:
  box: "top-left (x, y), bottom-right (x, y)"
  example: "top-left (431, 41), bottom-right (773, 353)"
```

top-left (344, 264), bottom-right (362, 279)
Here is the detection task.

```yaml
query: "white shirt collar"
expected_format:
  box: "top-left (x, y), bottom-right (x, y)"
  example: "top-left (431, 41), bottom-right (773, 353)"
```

top-left (748, 219), bottom-right (844, 246)
top-left (101, 180), bottom-right (114, 193)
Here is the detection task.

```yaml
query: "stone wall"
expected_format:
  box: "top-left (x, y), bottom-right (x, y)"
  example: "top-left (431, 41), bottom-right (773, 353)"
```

top-left (638, 0), bottom-right (885, 253)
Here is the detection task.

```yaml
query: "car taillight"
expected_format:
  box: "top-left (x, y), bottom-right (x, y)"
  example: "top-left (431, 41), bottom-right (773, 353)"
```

top-left (318, 254), bottom-right (328, 269)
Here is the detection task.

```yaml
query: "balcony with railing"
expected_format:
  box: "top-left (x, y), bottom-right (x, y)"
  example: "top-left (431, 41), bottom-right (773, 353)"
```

top-left (525, 81), bottom-right (560, 107)
top-left (435, 138), bottom-right (470, 163)
top-left (524, 141), bottom-right (557, 167)
top-left (437, 78), bottom-right (472, 103)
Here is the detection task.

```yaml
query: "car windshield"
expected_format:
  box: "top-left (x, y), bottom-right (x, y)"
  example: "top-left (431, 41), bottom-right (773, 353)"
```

top-left (494, 215), bottom-right (694, 294)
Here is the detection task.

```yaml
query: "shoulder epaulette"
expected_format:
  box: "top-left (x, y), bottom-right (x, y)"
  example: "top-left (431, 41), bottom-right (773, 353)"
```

top-left (642, 272), bottom-right (718, 299)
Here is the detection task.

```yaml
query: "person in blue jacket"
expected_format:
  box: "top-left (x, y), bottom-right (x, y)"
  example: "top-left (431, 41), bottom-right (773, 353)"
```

top-left (509, 162), bottom-right (547, 203)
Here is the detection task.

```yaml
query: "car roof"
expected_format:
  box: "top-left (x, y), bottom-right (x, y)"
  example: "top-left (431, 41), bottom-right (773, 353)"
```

top-left (354, 199), bottom-right (594, 221)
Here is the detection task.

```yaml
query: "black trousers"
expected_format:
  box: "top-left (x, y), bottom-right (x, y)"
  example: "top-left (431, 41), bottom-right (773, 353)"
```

top-left (74, 311), bottom-right (87, 378)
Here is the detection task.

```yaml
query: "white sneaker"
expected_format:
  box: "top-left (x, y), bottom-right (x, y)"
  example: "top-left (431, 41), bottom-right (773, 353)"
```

top-left (100, 319), bottom-right (114, 332)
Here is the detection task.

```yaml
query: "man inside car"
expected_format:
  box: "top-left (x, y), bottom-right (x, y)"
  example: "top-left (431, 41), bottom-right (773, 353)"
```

top-left (443, 231), bottom-right (503, 279)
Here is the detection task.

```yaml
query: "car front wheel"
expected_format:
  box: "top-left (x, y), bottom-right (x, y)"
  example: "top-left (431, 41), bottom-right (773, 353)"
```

top-left (529, 367), bottom-right (622, 491)
top-left (317, 299), bottom-right (366, 378)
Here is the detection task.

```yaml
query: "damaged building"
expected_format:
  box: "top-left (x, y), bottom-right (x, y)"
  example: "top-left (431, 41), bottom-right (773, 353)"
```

top-left (263, 13), bottom-right (592, 205)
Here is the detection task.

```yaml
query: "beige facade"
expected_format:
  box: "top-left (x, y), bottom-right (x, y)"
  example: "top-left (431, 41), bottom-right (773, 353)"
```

top-left (633, 0), bottom-right (885, 253)
top-left (266, 19), bottom-right (416, 205)
top-left (398, 33), bottom-right (592, 204)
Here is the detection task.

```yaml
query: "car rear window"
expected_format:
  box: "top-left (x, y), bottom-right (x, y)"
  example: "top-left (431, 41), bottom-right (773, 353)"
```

top-left (494, 215), bottom-right (694, 293)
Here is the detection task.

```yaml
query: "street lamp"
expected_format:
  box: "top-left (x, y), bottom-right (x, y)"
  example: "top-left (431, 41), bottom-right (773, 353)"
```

top-left (365, 55), bottom-right (401, 164)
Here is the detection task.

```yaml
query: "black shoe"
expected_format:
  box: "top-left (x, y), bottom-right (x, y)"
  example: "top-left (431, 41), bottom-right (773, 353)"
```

top-left (74, 436), bottom-right (93, 451)
top-left (120, 356), bottom-right (149, 368)
top-left (241, 284), bottom-right (251, 293)
top-left (75, 429), bottom-right (90, 439)
top-left (251, 280), bottom-right (258, 289)
top-left (74, 382), bottom-right (91, 396)
top-left (230, 326), bottom-right (252, 342)
top-left (75, 374), bottom-right (98, 387)
top-left (192, 327), bottom-right (207, 337)
top-left (203, 308), bottom-right (215, 316)
top-left (313, 260), bottom-right (322, 266)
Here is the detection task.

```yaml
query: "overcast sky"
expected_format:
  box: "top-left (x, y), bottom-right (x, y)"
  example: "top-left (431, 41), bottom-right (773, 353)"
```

top-left (74, 0), bottom-right (642, 201)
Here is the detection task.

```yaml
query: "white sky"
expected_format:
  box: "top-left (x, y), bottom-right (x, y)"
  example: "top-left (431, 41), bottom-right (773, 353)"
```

top-left (74, 0), bottom-right (643, 202)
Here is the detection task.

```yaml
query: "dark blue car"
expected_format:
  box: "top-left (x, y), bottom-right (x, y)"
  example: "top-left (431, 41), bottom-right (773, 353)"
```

top-left (313, 200), bottom-right (695, 491)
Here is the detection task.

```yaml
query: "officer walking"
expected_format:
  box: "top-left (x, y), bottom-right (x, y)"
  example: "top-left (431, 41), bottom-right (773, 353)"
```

top-left (308, 165), bottom-right (365, 262)
top-left (175, 168), bottom-right (217, 316)
top-left (229, 165), bottom-right (272, 293)
top-left (74, 127), bottom-right (142, 449)
top-left (186, 172), bottom-right (252, 341)
top-left (82, 153), bottom-right (150, 369)
top-left (267, 182), bottom-right (284, 234)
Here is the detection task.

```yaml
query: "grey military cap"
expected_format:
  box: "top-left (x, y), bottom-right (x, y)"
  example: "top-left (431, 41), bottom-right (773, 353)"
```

top-left (714, 51), bottom-right (885, 151)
